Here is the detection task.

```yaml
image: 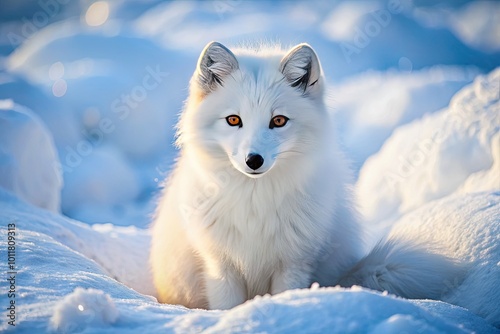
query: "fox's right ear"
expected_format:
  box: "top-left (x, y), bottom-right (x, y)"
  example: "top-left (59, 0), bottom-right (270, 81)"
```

top-left (196, 41), bottom-right (239, 95)
top-left (280, 43), bottom-right (322, 97)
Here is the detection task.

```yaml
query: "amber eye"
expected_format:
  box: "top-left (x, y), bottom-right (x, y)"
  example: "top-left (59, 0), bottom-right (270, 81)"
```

top-left (270, 115), bottom-right (289, 129)
top-left (226, 115), bottom-right (242, 127)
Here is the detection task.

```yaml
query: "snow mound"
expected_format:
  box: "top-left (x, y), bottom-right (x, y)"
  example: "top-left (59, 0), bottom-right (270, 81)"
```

top-left (4, 22), bottom-right (191, 226)
top-left (0, 73), bottom-right (80, 151)
top-left (0, 188), bottom-right (497, 333)
top-left (330, 66), bottom-right (479, 171)
top-left (60, 146), bottom-right (141, 224)
top-left (0, 99), bottom-right (62, 212)
top-left (0, 187), bottom-right (155, 297)
top-left (356, 68), bottom-right (500, 223)
top-left (5, 20), bottom-right (187, 160)
top-left (456, 131), bottom-right (500, 196)
top-left (50, 288), bottom-right (118, 333)
top-left (191, 287), bottom-right (472, 334)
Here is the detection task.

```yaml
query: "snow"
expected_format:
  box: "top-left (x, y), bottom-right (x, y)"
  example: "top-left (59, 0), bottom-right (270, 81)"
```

top-left (1, 1), bottom-right (499, 333)
top-left (4, 21), bottom-right (191, 225)
top-left (50, 288), bottom-right (119, 333)
top-left (0, 99), bottom-right (62, 212)
top-left (330, 66), bottom-right (479, 171)
top-left (0, 188), bottom-right (497, 332)
top-left (410, 1), bottom-right (500, 52)
top-left (60, 146), bottom-right (142, 224)
top-left (356, 68), bottom-right (500, 224)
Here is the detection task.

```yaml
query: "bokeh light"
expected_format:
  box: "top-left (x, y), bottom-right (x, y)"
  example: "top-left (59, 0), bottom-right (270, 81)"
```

top-left (52, 79), bottom-right (67, 97)
top-left (85, 1), bottom-right (110, 27)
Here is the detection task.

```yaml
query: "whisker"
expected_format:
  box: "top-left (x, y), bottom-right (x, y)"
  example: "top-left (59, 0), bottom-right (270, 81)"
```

top-left (276, 150), bottom-right (304, 159)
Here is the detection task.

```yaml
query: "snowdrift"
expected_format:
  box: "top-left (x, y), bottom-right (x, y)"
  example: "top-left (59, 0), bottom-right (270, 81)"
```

top-left (0, 189), bottom-right (497, 333)
top-left (356, 68), bottom-right (500, 225)
top-left (1, 68), bottom-right (499, 332)
top-left (0, 100), bottom-right (61, 212)
top-left (329, 66), bottom-right (479, 172)
top-left (1, 2), bottom-right (499, 332)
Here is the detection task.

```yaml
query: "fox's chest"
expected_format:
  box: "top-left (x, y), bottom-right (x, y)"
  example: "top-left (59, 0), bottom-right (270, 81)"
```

top-left (201, 188), bottom-right (325, 267)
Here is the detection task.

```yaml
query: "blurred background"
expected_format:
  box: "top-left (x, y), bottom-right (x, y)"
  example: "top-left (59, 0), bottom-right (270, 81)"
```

top-left (0, 0), bottom-right (499, 227)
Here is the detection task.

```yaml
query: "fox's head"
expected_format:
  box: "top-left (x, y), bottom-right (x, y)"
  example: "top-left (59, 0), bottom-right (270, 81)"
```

top-left (178, 42), bottom-right (329, 179)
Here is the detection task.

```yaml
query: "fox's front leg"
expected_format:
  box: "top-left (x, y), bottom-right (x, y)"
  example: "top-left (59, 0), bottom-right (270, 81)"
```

top-left (270, 263), bottom-right (312, 295)
top-left (204, 262), bottom-right (246, 310)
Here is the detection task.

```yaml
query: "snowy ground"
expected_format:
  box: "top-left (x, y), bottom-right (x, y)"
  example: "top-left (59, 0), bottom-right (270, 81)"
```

top-left (1, 1), bottom-right (499, 333)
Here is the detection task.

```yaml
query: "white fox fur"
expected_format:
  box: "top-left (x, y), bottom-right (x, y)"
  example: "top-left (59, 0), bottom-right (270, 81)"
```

top-left (150, 42), bottom-right (464, 311)
top-left (339, 238), bottom-right (466, 300)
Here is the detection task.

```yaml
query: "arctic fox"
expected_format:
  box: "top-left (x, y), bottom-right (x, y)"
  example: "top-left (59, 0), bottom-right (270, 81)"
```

top-left (151, 41), bottom-right (362, 309)
top-left (150, 41), bottom-right (461, 310)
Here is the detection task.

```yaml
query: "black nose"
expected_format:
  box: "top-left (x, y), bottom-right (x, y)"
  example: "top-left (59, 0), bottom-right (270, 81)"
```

top-left (246, 153), bottom-right (264, 170)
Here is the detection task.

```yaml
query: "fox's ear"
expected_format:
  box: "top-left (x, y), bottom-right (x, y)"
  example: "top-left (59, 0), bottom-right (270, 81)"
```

top-left (196, 41), bottom-right (239, 95)
top-left (280, 44), bottom-right (322, 96)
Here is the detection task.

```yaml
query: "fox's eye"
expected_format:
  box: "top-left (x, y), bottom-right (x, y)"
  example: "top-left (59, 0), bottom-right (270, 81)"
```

top-left (270, 115), bottom-right (289, 129)
top-left (226, 115), bottom-right (242, 127)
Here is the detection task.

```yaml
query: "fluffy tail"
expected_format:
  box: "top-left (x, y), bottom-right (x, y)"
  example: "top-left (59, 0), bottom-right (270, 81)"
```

top-left (338, 238), bottom-right (466, 299)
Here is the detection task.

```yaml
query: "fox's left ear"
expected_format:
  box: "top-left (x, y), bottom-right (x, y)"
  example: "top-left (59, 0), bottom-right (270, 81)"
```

top-left (280, 44), bottom-right (323, 96)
